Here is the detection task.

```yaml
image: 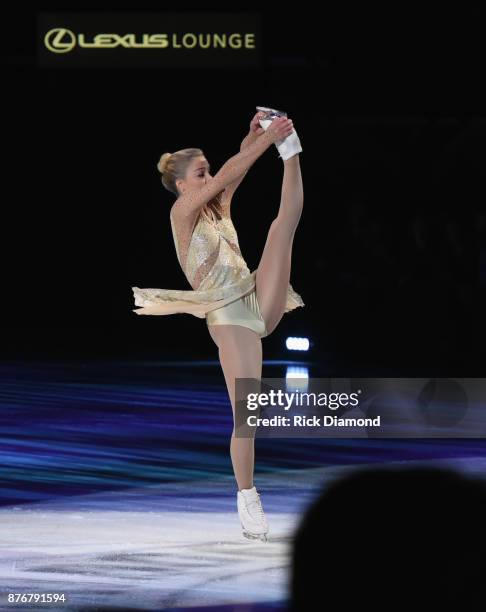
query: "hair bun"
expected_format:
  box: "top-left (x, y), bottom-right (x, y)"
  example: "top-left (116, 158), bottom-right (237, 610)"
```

top-left (157, 152), bottom-right (172, 174)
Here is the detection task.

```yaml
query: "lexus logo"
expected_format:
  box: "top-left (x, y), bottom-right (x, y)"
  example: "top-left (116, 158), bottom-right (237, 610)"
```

top-left (44, 28), bottom-right (77, 53)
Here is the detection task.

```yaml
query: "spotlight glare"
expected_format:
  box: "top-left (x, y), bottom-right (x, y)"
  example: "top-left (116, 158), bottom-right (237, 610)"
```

top-left (285, 336), bottom-right (310, 351)
top-left (285, 366), bottom-right (309, 391)
top-left (285, 366), bottom-right (309, 379)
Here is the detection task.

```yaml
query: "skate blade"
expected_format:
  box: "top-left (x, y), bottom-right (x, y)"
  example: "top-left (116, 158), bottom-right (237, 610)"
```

top-left (256, 105), bottom-right (287, 118)
top-left (242, 530), bottom-right (268, 543)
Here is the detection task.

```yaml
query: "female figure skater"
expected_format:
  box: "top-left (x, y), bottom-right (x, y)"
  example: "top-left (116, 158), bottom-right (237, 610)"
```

top-left (132, 108), bottom-right (304, 542)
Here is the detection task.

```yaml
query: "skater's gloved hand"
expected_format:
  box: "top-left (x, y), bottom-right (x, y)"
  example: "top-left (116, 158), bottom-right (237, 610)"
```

top-left (265, 116), bottom-right (294, 144)
top-left (249, 111), bottom-right (267, 136)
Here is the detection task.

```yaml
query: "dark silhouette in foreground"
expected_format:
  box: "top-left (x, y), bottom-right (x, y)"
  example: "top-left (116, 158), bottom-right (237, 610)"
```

top-left (290, 467), bottom-right (486, 611)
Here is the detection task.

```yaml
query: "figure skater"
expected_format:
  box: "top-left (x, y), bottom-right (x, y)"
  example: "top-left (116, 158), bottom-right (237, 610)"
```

top-left (132, 107), bottom-right (304, 542)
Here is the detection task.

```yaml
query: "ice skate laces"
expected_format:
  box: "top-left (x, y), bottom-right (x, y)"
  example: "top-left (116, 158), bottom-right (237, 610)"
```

top-left (247, 493), bottom-right (265, 520)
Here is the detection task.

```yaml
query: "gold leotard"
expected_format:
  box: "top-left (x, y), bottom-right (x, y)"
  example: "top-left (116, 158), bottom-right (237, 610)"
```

top-left (206, 286), bottom-right (268, 337)
top-left (132, 202), bottom-right (304, 338)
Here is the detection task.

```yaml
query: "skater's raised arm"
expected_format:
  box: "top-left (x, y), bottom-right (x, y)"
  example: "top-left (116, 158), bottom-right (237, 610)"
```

top-left (172, 134), bottom-right (271, 219)
top-left (223, 112), bottom-right (268, 201)
top-left (172, 117), bottom-right (292, 219)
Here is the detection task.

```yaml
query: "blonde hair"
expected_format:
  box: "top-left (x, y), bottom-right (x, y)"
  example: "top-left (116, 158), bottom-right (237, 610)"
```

top-left (156, 147), bottom-right (223, 222)
top-left (157, 148), bottom-right (204, 196)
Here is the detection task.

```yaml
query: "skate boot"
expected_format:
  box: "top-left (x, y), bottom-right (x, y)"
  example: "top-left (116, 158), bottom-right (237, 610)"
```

top-left (256, 105), bottom-right (302, 161)
top-left (237, 485), bottom-right (269, 542)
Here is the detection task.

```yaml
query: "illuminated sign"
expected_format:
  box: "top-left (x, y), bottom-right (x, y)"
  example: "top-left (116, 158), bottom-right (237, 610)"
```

top-left (38, 12), bottom-right (262, 68)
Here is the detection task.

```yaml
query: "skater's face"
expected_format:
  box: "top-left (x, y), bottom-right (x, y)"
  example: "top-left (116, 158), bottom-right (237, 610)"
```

top-left (177, 156), bottom-right (212, 195)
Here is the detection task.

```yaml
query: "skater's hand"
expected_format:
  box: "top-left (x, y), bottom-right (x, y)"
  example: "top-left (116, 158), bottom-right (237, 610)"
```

top-left (249, 111), bottom-right (266, 136)
top-left (265, 116), bottom-right (294, 144)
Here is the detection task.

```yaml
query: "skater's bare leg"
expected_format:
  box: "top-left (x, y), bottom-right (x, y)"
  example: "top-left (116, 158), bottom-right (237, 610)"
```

top-left (208, 323), bottom-right (262, 491)
top-left (256, 155), bottom-right (304, 335)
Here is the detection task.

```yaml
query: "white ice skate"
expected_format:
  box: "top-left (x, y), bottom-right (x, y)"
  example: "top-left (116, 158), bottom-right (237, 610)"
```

top-left (237, 485), bottom-right (269, 542)
top-left (256, 105), bottom-right (302, 161)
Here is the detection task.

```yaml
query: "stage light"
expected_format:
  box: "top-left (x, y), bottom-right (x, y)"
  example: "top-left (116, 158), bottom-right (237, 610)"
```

top-left (286, 366), bottom-right (309, 392)
top-left (285, 336), bottom-right (310, 351)
top-left (285, 366), bottom-right (309, 379)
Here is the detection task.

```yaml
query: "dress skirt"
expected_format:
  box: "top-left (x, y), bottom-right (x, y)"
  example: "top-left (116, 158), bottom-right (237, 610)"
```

top-left (132, 270), bottom-right (304, 320)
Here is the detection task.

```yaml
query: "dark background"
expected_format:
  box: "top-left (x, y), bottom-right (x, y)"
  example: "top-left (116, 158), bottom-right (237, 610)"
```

top-left (2, 5), bottom-right (485, 375)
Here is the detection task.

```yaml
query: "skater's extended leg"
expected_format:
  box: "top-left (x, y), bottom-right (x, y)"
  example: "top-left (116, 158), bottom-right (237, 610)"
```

top-left (207, 323), bottom-right (262, 491)
top-left (256, 155), bottom-right (304, 335)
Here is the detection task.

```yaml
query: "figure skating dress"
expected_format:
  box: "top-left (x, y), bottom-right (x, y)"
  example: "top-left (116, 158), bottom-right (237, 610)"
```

top-left (132, 203), bottom-right (304, 338)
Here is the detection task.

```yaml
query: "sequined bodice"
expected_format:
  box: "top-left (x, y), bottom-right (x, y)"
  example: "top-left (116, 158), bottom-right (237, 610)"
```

top-left (170, 207), bottom-right (251, 291)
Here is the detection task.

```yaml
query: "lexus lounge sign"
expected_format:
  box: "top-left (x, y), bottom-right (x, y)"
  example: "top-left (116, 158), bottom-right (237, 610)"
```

top-left (37, 12), bottom-right (262, 68)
